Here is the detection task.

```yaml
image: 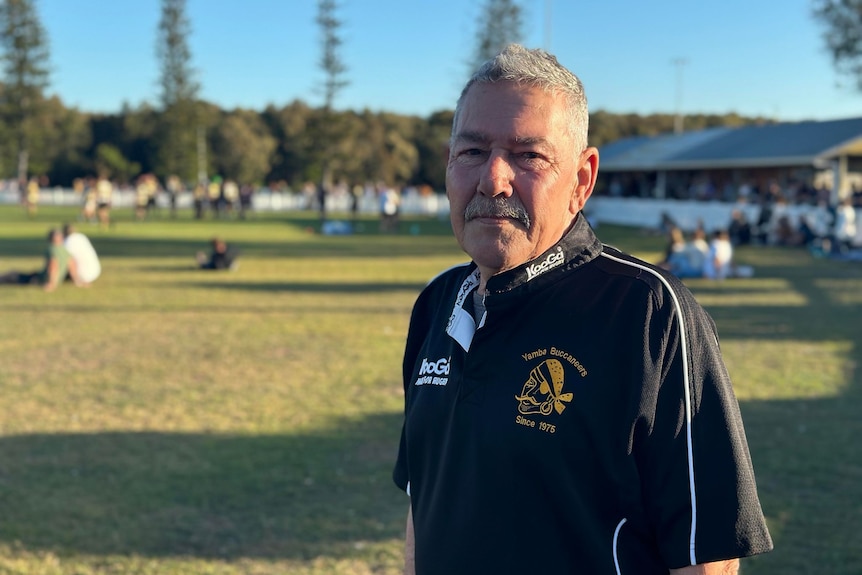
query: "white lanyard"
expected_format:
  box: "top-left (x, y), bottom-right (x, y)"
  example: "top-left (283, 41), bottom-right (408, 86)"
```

top-left (446, 268), bottom-right (482, 351)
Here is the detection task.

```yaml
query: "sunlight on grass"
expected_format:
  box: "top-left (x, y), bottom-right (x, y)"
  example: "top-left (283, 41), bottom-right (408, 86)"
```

top-left (723, 340), bottom-right (854, 401)
top-left (815, 278), bottom-right (862, 305)
top-left (689, 278), bottom-right (810, 307)
top-left (0, 542), bottom-right (405, 575)
top-left (0, 305), bottom-right (411, 434)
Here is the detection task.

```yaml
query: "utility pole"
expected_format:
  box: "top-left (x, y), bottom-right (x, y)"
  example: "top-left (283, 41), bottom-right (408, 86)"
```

top-left (672, 57), bottom-right (687, 134)
top-left (196, 125), bottom-right (207, 185)
top-left (544, 0), bottom-right (552, 51)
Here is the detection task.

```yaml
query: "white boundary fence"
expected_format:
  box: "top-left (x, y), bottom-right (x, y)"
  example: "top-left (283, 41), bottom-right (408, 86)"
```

top-left (2, 187), bottom-right (860, 245)
top-left (0, 186), bottom-right (450, 217)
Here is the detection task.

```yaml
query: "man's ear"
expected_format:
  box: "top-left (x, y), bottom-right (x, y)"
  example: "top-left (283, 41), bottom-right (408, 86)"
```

top-left (570, 147), bottom-right (599, 214)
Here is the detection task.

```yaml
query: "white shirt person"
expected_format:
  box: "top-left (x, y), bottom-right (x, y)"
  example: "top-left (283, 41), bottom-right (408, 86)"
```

top-left (63, 223), bottom-right (101, 284)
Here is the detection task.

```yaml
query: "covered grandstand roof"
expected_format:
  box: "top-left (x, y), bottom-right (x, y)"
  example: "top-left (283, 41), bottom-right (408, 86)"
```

top-left (598, 116), bottom-right (862, 172)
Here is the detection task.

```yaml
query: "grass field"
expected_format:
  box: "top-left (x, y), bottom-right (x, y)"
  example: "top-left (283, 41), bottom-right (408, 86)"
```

top-left (0, 204), bottom-right (860, 574)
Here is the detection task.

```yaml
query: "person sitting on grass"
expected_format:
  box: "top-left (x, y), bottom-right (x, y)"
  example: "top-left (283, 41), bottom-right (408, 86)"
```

top-left (703, 229), bottom-right (734, 280)
top-left (659, 226), bottom-right (709, 279)
top-left (195, 237), bottom-right (239, 270)
top-left (0, 227), bottom-right (88, 291)
top-left (63, 223), bottom-right (101, 284)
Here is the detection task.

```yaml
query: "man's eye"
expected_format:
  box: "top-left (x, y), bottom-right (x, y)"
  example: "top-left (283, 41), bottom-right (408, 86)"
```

top-left (454, 148), bottom-right (486, 162)
top-left (517, 152), bottom-right (550, 168)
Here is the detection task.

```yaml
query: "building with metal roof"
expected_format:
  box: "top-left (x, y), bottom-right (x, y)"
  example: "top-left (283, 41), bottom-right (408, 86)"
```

top-left (596, 116), bottom-right (862, 204)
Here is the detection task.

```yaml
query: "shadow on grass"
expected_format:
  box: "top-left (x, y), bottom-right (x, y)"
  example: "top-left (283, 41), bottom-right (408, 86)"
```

top-left (685, 253), bottom-right (862, 574)
top-left (0, 413), bottom-right (406, 560)
top-left (180, 280), bottom-right (429, 294)
top-left (0, 209), bottom-right (459, 260)
top-left (137, 265), bottom-right (207, 272)
top-left (0, 234), bottom-right (462, 260)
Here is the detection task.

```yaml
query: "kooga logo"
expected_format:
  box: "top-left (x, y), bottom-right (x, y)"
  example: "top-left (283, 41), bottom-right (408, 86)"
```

top-left (419, 357), bottom-right (450, 376)
top-left (526, 247), bottom-right (564, 280)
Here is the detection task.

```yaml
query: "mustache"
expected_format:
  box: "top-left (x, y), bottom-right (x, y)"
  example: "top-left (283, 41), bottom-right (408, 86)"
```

top-left (464, 196), bottom-right (531, 228)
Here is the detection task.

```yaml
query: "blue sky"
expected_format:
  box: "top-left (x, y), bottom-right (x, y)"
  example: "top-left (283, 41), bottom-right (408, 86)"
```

top-left (39, 0), bottom-right (860, 122)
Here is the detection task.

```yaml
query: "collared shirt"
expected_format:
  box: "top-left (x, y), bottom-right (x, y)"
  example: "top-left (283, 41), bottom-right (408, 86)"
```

top-left (394, 215), bottom-right (772, 574)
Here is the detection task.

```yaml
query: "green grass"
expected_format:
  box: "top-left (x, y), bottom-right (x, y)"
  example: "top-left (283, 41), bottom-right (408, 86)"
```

top-left (0, 205), bottom-right (860, 574)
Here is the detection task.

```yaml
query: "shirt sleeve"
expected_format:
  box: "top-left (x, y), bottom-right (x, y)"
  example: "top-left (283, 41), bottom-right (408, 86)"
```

top-left (393, 285), bottom-right (435, 495)
top-left (632, 284), bottom-right (773, 568)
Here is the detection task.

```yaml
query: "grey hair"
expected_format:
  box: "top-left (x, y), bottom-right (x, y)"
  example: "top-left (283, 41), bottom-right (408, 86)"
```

top-left (452, 44), bottom-right (589, 151)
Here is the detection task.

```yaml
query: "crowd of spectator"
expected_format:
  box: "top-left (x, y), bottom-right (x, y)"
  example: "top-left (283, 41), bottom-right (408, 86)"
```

top-left (602, 173), bottom-right (862, 208)
top-left (728, 194), bottom-right (858, 255)
top-left (656, 185), bottom-right (860, 281)
top-left (659, 224), bottom-right (742, 280)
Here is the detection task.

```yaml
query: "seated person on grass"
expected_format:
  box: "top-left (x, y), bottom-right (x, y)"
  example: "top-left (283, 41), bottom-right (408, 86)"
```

top-left (195, 237), bottom-right (239, 270)
top-left (0, 227), bottom-right (88, 291)
top-left (63, 223), bottom-right (101, 284)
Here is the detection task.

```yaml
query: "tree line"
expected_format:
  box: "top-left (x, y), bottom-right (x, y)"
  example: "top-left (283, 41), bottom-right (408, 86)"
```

top-left (5, 98), bottom-right (777, 191)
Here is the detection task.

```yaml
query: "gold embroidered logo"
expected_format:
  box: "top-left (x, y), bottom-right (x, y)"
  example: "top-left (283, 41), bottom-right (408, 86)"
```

top-left (514, 359), bottom-right (574, 416)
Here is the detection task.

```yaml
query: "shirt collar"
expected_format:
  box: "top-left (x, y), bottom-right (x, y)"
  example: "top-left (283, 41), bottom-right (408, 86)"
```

top-left (484, 214), bottom-right (603, 295)
top-left (445, 215), bottom-right (603, 351)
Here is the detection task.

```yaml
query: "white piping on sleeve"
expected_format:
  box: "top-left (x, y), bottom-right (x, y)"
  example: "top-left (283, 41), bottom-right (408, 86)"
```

top-left (600, 252), bottom-right (698, 565)
top-left (613, 518), bottom-right (627, 575)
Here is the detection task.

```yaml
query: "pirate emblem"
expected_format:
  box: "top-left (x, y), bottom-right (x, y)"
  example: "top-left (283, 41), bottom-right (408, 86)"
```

top-left (515, 359), bottom-right (573, 415)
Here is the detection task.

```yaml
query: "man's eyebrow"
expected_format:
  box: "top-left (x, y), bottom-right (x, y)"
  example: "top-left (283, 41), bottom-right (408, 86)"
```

top-left (452, 131), bottom-right (550, 148)
top-left (512, 136), bottom-right (550, 148)
top-left (451, 130), bottom-right (489, 145)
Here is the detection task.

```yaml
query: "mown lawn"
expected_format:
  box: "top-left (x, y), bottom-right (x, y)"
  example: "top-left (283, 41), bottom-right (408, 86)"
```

top-left (0, 205), bottom-right (859, 574)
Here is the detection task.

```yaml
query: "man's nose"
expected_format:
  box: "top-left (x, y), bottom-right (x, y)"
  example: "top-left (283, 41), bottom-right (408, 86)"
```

top-left (478, 152), bottom-right (514, 197)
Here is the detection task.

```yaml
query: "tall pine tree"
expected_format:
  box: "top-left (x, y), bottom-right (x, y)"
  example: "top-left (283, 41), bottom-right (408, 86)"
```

top-left (471, 0), bottom-right (523, 72)
top-left (0, 0), bottom-right (50, 185)
top-left (155, 0), bottom-right (201, 183)
top-left (314, 0), bottom-right (349, 205)
top-left (317, 0), bottom-right (348, 113)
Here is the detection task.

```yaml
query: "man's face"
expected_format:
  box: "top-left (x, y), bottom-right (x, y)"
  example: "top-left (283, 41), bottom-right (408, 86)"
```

top-left (446, 81), bottom-right (596, 278)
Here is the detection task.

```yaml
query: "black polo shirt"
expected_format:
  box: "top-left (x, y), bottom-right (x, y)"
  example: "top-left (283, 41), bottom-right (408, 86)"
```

top-left (393, 215), bottom-right (772, 574)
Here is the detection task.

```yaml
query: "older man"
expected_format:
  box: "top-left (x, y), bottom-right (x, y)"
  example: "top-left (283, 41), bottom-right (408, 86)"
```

top-left (393, 45), bottom-right (772, 575)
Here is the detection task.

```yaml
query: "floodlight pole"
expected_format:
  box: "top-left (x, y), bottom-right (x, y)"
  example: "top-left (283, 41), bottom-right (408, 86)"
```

top-left (197, 125), bottom-right (207, 185)
top-left (672, 57), bottom-right (687, 134)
